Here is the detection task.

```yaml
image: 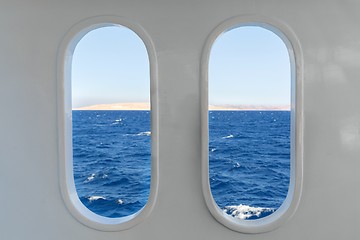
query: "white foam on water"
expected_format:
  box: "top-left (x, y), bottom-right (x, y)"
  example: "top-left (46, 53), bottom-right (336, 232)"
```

top-left (233, 162), bottom-right (241, 168)
top-left (111, 119), bottom-right (123, 125)
top-left (224, 204), bottom-right (275, 220)
top-left (136, 131), bottom-right (151, 136)
top-left (84, 173), bottom-right (108, 183)
top-left (88, 196), bottom-right (106, 202)
top-left (85, 173), bottom-right (96, 182)
top-left (222, 134), bottom-right (234, 139)
top-left (117, 199), bottom-right (124, 205)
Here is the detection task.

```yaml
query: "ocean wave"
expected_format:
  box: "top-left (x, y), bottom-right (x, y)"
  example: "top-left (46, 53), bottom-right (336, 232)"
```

top-left (87, 196), bottom-right (106, 202)
top-left (96, 143), bottom-right (111, 149)
top-left (222, 134), bottom-right (234, 139)
top-left (84, 173), bottom-right (108, 183)
top-left (85, 173), bottom-right (96, 182)
top-left (102, 177), bottom-right (130, 187)
top-left (136, 131), bottom-right (151, 136)
top-left (224, 204), bottom-right (275, 220)
top-left (73, 110), bottom-right (289, 218)
top-left (233, 162), bottom-right (241, 168)
top-left (111, 119), bottom-right (123, 125)
top-left (210, 179), bottom-right (231, 189)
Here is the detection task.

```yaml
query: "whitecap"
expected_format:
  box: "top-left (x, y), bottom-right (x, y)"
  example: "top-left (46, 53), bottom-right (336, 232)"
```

top-left (222, 134), bottom-right (234, 139)
top-left (136, 131), bottom-right (151, 136)
top-left (224, 204), bottom-right (275, 220)
top-left (117, 199), bottom-right (124, 205)
top-left (112, 119), bottom-right (123, 125)
top-left (85, 173), bottom-right (96, 182)
top-left (88, 196), bottom-right (106, 202)
top-left (210, 148), bottom-right (216, 152)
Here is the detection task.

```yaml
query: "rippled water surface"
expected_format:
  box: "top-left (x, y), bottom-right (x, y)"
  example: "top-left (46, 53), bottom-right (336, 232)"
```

top-left (73, 110), bottom-right (290, 219)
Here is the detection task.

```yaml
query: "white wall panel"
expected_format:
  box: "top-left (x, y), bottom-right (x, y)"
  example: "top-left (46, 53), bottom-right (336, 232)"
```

top-left (0, 1), bottom-right (359, 239)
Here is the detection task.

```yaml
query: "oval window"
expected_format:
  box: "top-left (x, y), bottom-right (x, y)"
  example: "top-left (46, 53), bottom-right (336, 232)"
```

top-left (72, 26), bottom-right (151, 219)
top-left (58, 18), bottom-right (158, 231)
top-left (202, 20), bottom-right (303, 233)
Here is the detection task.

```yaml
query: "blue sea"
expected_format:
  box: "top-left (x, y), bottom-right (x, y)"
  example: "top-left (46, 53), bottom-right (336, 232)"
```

top-left (73, 110), bottom-right (290, 220)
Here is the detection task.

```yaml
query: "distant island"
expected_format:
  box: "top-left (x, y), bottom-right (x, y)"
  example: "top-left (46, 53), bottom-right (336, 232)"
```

top-left (74, 102), bottom-right (290, 111)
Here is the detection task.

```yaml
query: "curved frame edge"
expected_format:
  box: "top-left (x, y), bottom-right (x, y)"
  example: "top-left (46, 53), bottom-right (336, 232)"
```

top-left (56, 15), bottom-right (159, 231)
top-left (200, 15), bottom-right (303, 234)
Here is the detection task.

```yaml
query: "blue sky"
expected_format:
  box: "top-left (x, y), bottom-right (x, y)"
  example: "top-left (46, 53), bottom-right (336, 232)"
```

top-left (72, 25), bottom-right (290, 108)
top-left (71, 26), bottom-right (150, 108)
top-left (209, 26), bottom-right (290, 106)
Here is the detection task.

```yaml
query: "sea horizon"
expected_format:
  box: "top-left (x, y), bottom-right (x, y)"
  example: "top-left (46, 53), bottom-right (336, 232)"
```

top-left (73, 102), bottom-right (290, 111)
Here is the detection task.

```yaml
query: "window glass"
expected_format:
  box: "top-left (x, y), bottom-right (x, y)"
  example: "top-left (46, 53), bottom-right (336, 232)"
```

top-left (71, 26), bottom-right (151, 218)
top-left (209, 26), bottom-right (291, 220)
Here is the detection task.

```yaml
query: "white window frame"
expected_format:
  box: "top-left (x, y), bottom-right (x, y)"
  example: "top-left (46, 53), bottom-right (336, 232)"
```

top-left (57, 16), bottom-right (159, 231)
top-left (201, 15), bottom-right (303, 234)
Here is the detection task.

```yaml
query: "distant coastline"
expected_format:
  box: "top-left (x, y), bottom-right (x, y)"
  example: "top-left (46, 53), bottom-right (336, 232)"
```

top-left (73, 102), bottom-right (150, 110)
top-left (209, 104), bottom-right (290, 111)
top-left (73, 102), bottom-right (290, 111)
